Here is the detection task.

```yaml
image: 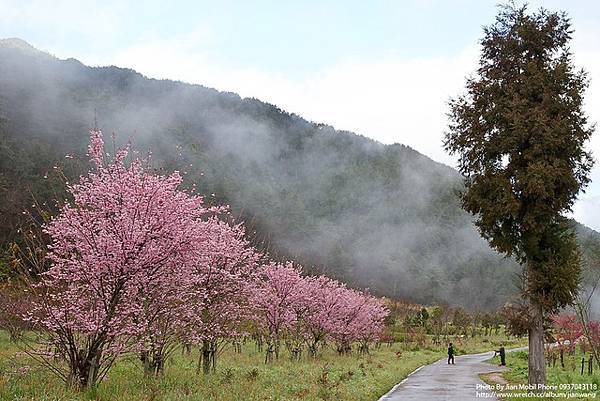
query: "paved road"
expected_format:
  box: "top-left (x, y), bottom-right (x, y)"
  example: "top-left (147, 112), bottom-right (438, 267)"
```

top-left (379, 350), bottom-right (519, 401)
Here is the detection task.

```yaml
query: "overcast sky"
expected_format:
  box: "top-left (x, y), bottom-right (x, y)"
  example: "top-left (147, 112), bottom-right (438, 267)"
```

top-left (1, 0), bottom-right (599, 229)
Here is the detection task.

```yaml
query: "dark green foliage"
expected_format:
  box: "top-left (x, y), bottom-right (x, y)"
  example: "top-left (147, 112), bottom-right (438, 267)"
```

top-left (444, 4), bottom-right (594, 312)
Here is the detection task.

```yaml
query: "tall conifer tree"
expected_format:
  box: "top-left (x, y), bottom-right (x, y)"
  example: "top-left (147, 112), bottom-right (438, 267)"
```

top-left (445, 3), bottom-right (594, 385)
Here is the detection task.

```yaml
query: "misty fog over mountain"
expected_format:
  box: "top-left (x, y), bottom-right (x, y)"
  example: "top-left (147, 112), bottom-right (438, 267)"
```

top-left (1, 38), bottom-right (599, 311)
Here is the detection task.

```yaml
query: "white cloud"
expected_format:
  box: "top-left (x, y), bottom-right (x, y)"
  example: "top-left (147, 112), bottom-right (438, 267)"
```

top-left (80, 35), bottom-right (478, 168)
top-left (77, 31), bottom-right (600, 229)
top-left (572, 196), bottom-right (600, 231)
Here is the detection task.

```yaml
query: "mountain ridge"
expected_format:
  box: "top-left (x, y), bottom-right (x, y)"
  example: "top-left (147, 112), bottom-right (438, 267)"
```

top-left (0, 37), bottom-right (460, 170)
top-left (1, 38), bottom-right (599, 310)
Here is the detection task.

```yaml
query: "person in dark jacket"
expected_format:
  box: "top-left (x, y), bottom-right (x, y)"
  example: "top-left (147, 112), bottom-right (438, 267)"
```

top-left (494, 344), bottom-right (506, 366)
top-left (447, 342), bottom-right (455, 364)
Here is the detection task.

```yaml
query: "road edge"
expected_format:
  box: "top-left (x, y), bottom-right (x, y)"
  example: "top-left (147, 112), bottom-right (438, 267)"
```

top-left (377, 364), bottom-right (426, 401)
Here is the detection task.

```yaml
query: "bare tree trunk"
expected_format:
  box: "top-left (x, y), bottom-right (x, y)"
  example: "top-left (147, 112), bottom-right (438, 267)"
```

top-left (255, 335), bottom-right (263, 352)
top-left (87, 352), bottom-right (100, 386)
top-left (528, 296), bottom-right (546, 386)
top-left (560, 348), bottom-right (564, 368)
top-left (308, 341), bottom-right (319, 358)
top-left (210, 340), bottom-right (217, 372)
top-left (265, 343), bottom-right (274, 364)
top-left (201, 340), bottom-right (212, 374)
top-left (140, 351), bottom-right (151, 375)
top-left (141, 348), bottom-right (165, 376)
top-left (155, 352), bottom-right (164, 375)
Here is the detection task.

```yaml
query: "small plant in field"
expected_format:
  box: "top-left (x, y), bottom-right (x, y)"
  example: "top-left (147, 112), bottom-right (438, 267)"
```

top-left (141, 381), bottom-right (160, 401)
top-left (316, 365), bottom-right (341, 401)
top-left (338, 370), bottom-right (353, 382)
top-left (246, 367), bottom-right (259, 381)
top-left (220, 368), bottom-right (234, 385)
top-left (317, 365), bottom-right (329, 386)
top-left (358, 362), bottom-right (366, 376)
top-left (294, 388), bottom-right (309, 398)
top-left (181, 381), bottom-right (192, 396)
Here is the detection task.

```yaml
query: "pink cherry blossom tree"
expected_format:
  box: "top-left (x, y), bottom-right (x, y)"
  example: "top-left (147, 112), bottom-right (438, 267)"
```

top-left (353, 294), bottom-right (388, 354)
top-left (133, 218), bottom-right (208, 376)
top-left (184, 217), bottom-right (261, 374)
top-left (302, 276), bottom-right (347, 358)
top-left (27, 129), bottom-right (209, 388)
top-left (283, 274), bottom-right (314, 361)
top-left (19, 129), bottom-right (392, 385)
top-left (250, 265), bottom-right (389, 361)
top-left (327, 288), bottom-right (388, 355)
top-left (251, 262), bottom-right (303, 363)
top-left (551, 313), bottom-right (583, 355)
top-left (0, 282), bottom-right (34, 341)
top-left (585, 321), bottom-right (600, 350)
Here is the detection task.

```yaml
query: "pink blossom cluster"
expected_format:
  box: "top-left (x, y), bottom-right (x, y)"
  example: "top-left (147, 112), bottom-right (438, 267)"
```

top-left (25, 130), bottom-right (388, 388)
top-left (251, 263), bottom-right (388, 360)
top-left (551, 313), bottom-right (600, 353)
top-left (551, 313), bottom-right (583, 353)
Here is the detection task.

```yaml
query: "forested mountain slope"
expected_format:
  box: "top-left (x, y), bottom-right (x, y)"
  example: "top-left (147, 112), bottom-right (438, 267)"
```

top-left (1, 38), bottom-right (598, 309)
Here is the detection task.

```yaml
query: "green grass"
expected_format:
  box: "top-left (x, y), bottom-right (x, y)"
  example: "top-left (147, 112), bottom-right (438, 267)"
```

top-left (485, 350), bottom-right (600, 400)
top-left (0, 330), bottom-right (524, 401)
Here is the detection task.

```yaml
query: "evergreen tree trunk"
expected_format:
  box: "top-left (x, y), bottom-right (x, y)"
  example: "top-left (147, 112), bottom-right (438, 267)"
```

top-left (528, 295), bottom-right (546, 386)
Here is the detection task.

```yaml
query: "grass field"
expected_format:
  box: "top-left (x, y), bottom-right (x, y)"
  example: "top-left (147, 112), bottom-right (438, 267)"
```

top-left (485, 350), bottom-right (600, 401)
top-left (0, 330), bottom-right (524, 401)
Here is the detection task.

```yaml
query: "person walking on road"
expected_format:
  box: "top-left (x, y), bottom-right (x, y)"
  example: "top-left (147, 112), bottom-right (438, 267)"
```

top-left (494, 344), bottom-right (506, 366)
top-left (447, 342), bottom-right (455, 364)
